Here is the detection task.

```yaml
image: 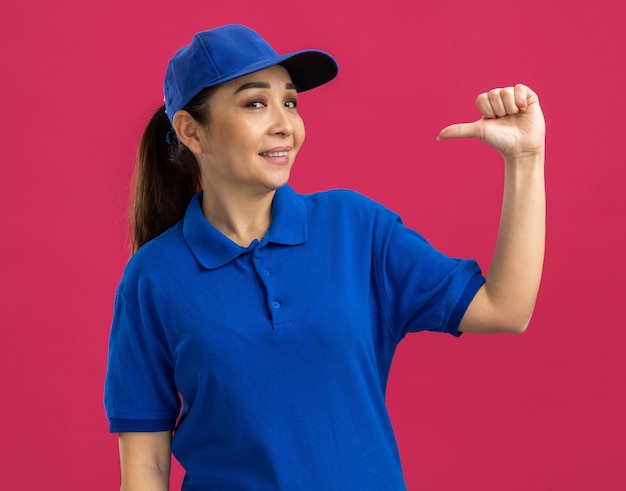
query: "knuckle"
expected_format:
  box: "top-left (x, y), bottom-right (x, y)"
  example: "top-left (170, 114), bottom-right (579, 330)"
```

top-left (488, 88), bottom-right (502, 101)
top-left (502, 87), bottom-right (514, 97)
top-left (476, 92), bottom-right (489, 105)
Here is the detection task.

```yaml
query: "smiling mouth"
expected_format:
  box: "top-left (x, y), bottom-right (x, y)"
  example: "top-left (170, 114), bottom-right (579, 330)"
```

top-left (259, 151), bottom-right (289, 157)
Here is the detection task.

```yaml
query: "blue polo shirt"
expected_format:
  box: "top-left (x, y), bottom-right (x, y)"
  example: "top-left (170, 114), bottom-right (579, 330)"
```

top-left (104, 185), bottom-right (484, 490)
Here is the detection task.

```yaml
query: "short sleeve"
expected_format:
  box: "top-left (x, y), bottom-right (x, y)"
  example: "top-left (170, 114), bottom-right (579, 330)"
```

top-left (104, 284), bottom-right (180, 433)
top-left (377, 216), bottom-right (485, 340)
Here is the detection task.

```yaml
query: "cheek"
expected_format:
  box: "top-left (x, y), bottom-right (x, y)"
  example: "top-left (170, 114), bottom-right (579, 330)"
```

top-left (295, 117), bottom-right (305, 150)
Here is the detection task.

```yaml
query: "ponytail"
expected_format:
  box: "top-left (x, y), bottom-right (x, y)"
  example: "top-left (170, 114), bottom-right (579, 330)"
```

top-left (131, 88), bottom-right (215, 253)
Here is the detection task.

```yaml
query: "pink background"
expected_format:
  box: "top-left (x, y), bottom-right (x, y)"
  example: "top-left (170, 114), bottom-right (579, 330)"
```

top-left (2, 0), bottom-right (625, 489)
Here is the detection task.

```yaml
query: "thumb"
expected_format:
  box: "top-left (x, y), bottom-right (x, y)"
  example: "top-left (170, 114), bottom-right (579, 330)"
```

top-left (437, 121), bottom-right (482, 141)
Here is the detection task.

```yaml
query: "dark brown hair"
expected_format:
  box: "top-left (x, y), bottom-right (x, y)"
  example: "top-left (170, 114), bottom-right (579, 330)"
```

top-left (130, 87), bottom-right (215, 253)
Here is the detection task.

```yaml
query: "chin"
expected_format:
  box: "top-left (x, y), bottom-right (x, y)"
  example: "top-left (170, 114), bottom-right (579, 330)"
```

top-left (263, 170), bottom-right (292, 190)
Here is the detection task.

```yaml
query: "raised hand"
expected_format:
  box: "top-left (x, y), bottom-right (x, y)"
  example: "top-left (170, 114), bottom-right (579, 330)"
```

top-left (437, 84), bottom-right (545, 161)
top-left (442, 84), bottom-right (546, 335)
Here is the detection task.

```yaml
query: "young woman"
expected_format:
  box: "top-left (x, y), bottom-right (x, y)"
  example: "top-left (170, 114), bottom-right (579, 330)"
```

top-left (104, 24), bottom-right (545, 491)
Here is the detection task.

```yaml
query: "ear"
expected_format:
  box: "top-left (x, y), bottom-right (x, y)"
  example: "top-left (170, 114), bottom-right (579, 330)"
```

top-left (172, 110), bottom-right (204, 155)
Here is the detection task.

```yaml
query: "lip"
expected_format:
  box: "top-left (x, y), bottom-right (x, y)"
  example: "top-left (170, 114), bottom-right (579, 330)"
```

top-left (259, 145), bottom-right (292, 155)
top-left (258, 146), bottom-right (293, 165)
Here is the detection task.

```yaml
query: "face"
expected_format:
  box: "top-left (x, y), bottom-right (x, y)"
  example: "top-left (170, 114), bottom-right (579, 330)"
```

top-left (194, 65), bottom-right (305, 198)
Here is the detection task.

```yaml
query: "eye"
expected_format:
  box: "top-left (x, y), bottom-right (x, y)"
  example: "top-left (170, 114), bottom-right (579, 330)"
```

top-left (285, 100), bottom-right (297, 109)
top-left (246, 100), bottom-right (265, 109)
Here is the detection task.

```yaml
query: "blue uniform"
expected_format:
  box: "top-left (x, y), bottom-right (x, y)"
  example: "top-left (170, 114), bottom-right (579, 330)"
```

top-left (104, 185), bottom-right (485, 490)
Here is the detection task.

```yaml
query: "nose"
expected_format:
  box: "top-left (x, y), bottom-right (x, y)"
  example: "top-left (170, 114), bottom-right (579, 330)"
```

top-left (270, 105), bottom-right (294, 137)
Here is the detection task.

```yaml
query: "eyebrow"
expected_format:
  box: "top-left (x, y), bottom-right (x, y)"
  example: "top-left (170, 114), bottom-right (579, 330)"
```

top-left (234, 82), bottom-right (298, 94)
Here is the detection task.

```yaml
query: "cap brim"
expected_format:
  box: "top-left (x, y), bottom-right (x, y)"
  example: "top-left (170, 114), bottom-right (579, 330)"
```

top-left (277, 50), bottom-right (338, 92)
top-left (197, 49), bottom-right (338, 93)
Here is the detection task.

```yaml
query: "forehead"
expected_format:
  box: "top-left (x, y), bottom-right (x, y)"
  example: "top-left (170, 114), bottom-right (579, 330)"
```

top-left (218, 65), bottom-right (295, 94)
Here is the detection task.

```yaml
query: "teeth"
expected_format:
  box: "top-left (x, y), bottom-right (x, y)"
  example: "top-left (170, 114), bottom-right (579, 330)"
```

top-left (260, 151), bottom-right (288, 157)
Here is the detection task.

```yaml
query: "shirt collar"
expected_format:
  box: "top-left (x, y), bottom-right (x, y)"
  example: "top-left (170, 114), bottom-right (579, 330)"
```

top-left (183, 185), bottom-right (307, 269)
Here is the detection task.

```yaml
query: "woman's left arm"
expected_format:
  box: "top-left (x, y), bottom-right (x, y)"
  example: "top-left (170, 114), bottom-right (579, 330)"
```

top-left (438, 84), bottom-right (546, 334)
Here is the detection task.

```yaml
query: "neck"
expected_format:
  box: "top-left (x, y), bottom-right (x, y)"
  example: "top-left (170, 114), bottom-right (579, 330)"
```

top-left (201, 185), bottom-right (275, 247)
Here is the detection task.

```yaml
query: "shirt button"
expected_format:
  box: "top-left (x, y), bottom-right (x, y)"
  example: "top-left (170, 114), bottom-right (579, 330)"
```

top-left (272, 301), bottom-right (280, 309)
top-left (263, 269), bottom-right (271, 276)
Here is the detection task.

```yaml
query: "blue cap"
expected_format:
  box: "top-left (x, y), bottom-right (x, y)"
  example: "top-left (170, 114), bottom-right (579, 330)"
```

top-left (164, 24), bottom-right (338, 123)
